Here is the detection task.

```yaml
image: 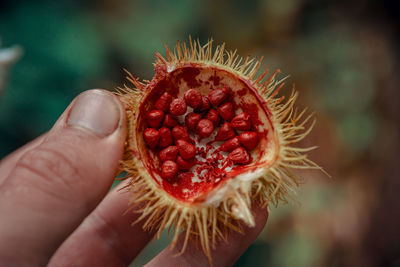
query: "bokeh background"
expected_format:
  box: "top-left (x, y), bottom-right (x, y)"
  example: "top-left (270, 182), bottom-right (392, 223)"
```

top-left (1, 0), bottom-right (399, 266)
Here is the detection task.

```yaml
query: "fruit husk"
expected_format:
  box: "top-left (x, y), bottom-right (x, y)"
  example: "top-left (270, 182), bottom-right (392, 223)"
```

top-left (117, 38), bottom-right (326, 264)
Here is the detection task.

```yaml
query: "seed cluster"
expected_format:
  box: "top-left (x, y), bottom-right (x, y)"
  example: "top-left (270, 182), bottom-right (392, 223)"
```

top-left (143, 88), bottom-right (259, 182)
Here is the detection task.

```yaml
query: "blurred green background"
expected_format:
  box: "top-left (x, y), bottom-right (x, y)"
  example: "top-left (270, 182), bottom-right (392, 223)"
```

top-left (1, 0), bottom-right (399, 266)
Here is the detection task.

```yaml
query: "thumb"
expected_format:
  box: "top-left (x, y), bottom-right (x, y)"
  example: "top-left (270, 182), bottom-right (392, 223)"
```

top-left (0, 89), bottom-right (126, 266)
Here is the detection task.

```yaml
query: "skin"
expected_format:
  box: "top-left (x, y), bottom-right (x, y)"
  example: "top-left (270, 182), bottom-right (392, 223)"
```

top-left (0, 89), bottom-right (269, 267)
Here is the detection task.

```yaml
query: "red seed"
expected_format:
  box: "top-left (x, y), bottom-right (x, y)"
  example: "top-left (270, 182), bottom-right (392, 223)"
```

top-left (172, 125), bottom-right (190, 141)
top-left (229, 147), bottom-right (250, 164)
top-left (176, 155), bottom-right (195, 171)
top-left (159, 127), bottom-right (173, 148)
top-left (154, 92), bottom-right (172, 112)
top-left (196, 119), bottom-right (214, 138)
top-left (239, 131), bottom-right (259, 150)
top-left (219, 136), bottom-right (241, 152)
top-left (195, 96), bottom-right (211, 112)
top-left (231, 112), bottom-right (251, 131)
top-left (159, 146), bottom-right (178, 162)
top-left (185, 113), bottom-right (202, 132)
top-left (163, 114), bottom-right (178, 128)
top-left (169, 98), bottom-right (187, 116)
top-left (146, 110), bottom-right (164, 128)
top-left (143, 128), bottom-right (160, 148)
top-left (215, 122), bottom-right (236, 141)
top-left (176, 139), bottom-right (196, 160)
top-left (217, 102), bottom-right (234, 122)
top-left (205, 109), bottom-right (220, 126)
top-left (209, 88), bottom-right (228, 106)
top-left (184, 89), bottom-right (202, 109)
top-left (161, 160), bottom-right (178, 181)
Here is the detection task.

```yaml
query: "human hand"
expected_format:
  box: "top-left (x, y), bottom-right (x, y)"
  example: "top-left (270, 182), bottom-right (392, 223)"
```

top-left (0, 89), bottom-right (269, 267)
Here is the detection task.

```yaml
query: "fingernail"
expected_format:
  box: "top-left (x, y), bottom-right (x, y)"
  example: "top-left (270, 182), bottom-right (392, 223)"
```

top-left (67, 90), bottom-right (121, 137)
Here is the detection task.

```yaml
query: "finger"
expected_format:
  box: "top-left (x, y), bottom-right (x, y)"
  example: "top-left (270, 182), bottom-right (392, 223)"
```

top-left (0, 133), bottom-right (46, 185)
top-left (145, 204), bottom-right (269, 267)
top-left (0, 89), bottom-right (126, 266)
top-left (49, 180), bottom-right (155, 267)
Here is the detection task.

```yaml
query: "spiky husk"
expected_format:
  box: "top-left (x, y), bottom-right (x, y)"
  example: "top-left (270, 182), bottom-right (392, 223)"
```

top-left (117, 38), bottom-right (324, 263)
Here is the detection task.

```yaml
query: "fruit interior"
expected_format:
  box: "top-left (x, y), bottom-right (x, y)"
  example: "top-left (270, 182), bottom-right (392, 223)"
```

top-left (137, 64), bottom-right (278, 204)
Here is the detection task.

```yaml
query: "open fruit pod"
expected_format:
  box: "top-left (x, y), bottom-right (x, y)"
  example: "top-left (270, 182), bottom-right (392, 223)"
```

top-left (118, 39), bottom-right (324, 263)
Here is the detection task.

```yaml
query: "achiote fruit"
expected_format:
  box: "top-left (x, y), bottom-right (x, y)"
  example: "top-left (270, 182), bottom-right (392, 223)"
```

top-left (118, 38), bottom-right (325, 264)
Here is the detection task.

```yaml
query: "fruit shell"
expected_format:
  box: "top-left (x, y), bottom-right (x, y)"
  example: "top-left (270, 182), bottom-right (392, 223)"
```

top-left (118, 39), bottom-right (325, 264)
